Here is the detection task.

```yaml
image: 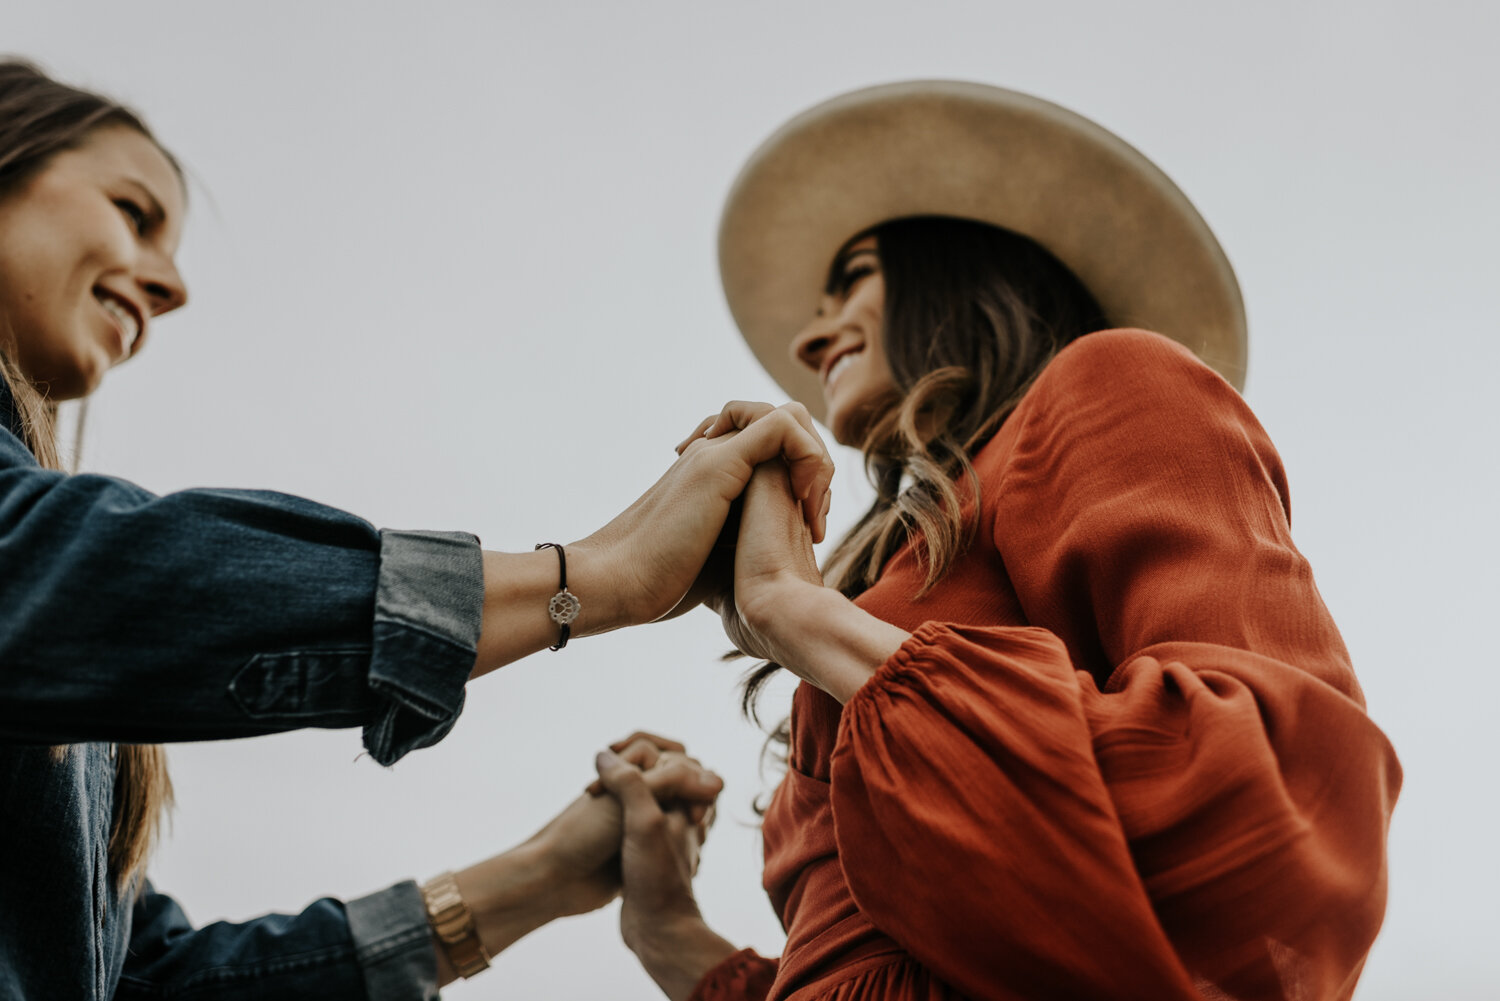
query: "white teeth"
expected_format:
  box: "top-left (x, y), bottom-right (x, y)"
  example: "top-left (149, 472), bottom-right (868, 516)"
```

top-left (827, 350), bottom-right (861, 387)
top-left (97, 295), bottom-right (141, 352)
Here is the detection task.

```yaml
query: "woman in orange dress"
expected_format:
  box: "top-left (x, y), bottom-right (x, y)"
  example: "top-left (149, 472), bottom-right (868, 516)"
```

top-left (593, 82), bottom-right (1401, 1001)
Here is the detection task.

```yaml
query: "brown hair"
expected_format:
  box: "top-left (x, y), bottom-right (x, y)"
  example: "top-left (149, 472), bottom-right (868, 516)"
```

top-left (741, 216), bottom-right (1107, 721)
top-left (0, 58), bottom-right (173, 895)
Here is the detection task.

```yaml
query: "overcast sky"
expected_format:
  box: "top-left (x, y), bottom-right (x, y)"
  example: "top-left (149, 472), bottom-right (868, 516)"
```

top-left (5, 2), bottom-right (1497, 998)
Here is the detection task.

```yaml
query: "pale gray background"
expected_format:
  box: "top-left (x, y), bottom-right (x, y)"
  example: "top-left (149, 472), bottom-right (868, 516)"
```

top-left (5, 1), bottom-right (1496, 998)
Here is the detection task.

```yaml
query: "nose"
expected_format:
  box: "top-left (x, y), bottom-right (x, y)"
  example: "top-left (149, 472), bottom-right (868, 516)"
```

top-left (138, 251), bottom-right (189, 316)
top-left (792, 305), bottom-right (838, 372)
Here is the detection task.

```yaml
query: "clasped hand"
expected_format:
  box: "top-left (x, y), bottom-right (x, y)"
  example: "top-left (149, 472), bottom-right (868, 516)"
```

top-left (532, 405), bottom-right (840, 996)
top-left (568, 400), bottom-right (832, 634)
top-left (529, 733), bottom-right (720, 920)
top-left (674, 401), bottom-right (828, 666)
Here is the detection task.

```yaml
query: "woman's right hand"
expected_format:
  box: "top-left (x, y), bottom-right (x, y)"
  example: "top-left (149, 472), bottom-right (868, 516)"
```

top-left (594, 748), bottom-right (741, 1001)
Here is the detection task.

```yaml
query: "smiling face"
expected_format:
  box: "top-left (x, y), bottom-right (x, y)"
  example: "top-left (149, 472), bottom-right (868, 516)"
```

top-left (790, 235), bottom-right (900, 445)
top-left (0, 125), bottom-right (188, 400)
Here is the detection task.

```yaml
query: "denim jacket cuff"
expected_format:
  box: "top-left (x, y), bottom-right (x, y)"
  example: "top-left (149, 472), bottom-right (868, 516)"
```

top-left (365, 529), bottom-right (484, 766)
top-left (345, 881), bottom-right (440, 1001)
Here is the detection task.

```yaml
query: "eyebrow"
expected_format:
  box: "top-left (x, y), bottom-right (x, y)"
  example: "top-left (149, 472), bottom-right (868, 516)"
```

top-left (823, 247), bottom-right (880, 294)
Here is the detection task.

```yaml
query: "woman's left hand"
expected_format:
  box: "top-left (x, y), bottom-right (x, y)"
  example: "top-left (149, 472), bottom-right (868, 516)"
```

top-left (713, 461), bottom-right (825, 665)
top-left (683, 401), bottom-right (910, 703)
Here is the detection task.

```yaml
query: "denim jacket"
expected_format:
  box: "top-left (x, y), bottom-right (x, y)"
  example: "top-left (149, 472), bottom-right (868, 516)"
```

top-left (0, 377), bottom-right (484, 1000)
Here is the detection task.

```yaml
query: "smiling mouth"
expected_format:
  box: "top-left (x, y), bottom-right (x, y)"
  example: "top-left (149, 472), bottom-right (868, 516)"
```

top-left (825, 348), bottom-right (863, 390)
top-left (93, 290), bottom-right (142, 357)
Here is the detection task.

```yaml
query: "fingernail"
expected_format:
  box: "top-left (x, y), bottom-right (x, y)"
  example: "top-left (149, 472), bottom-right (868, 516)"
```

top-left (596, 750), bottom-right (620, 770)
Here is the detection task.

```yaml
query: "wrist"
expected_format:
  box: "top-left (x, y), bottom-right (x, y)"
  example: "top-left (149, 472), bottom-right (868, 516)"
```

top-left (749, 584), bottom-right (909, 704)
top-left (451, 842), bottom-right (564, 961)
top-left (628, 911), bottom-right (739, 1001)
top-left (557, 539), bottom-right (634, 634)
top-left (738, 577), bottom-right (823, 647)
top-left (470, 545), bottom-right (632, 678)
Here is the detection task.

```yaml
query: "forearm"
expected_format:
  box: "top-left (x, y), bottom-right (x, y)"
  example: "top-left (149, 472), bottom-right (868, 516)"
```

top-left (430, 843), bottom-right (571, 988)
top-left (749, 583), bottom-right (910, 704)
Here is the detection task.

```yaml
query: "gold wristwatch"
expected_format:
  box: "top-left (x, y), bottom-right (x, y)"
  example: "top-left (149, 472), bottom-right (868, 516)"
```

top-left (420, 871), bottom-right (490, 978)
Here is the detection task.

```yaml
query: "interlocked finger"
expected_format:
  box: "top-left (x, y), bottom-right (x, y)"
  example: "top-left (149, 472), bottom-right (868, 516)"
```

top-left (676, 415), bottom-right (720, 455)
top-left (585, 732), bottom-right (695, 797)
top-left (701, 400), bottom-right (779, 441)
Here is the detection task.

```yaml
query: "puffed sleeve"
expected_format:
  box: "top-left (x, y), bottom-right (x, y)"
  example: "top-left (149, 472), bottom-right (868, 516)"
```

top-left (828, 330), bottom-right (1401, 1001)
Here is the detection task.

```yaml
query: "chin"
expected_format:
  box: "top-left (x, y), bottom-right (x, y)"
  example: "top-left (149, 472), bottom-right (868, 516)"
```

top-left (827, 414), bottom-right (871, 450)
top-left (827, 398), bottom-right (895, 450)
top-left (37, 363), bottom-right (106, 401)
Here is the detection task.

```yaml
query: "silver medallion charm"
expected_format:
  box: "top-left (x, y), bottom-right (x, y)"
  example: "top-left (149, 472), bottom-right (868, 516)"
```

top-left (548, 589), bottom-right (581, 625)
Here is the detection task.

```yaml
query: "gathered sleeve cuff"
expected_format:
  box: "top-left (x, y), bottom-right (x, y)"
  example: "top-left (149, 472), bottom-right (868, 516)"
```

top-left (688, 948), bottom-right (779, 1001)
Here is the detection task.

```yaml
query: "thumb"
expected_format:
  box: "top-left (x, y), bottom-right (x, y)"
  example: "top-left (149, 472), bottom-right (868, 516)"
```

top-left (595, 750), bottom-right (664, 825)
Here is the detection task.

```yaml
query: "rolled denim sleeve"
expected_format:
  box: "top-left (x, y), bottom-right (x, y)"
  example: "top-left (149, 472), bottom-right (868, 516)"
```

top-left (345, 882), bottom-right (441, 1001)
top-left (364, 530), bottom-right (482, 764)
top-left (0, 416), bottom-right (483, 761)
top-left (117, 881), bottom-right (440, 1001)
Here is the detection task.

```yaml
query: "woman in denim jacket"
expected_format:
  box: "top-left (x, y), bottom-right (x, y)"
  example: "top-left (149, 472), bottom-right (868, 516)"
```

top-left (0, 62), bottom-right (834, 1001)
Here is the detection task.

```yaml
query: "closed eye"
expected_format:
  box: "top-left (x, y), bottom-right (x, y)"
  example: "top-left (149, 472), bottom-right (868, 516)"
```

top-left (835, 264), bottom-right (875, 297)
top-left (114, 198), bottom-right (149, 235)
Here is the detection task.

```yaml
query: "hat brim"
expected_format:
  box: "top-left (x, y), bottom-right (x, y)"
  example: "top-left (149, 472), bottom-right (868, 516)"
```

top-left (717, 80), bottom-right (1248, 422)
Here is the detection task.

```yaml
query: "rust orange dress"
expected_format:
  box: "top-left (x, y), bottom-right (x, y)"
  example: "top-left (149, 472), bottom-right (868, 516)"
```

top-left (690, 330), bottom-right (1401, 1001)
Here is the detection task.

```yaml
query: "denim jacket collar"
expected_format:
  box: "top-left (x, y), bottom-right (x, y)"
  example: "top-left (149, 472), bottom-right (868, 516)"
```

top-left (0, 373), bottom-right (21, 443)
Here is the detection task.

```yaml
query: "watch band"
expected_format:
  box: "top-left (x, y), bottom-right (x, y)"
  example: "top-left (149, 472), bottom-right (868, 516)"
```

top-left (420, 871), bottom-right (490, 979)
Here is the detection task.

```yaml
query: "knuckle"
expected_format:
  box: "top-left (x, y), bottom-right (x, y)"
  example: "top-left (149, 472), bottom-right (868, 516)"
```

top-left (620, 740), bottom-right (656, 764)
top-left (766, 409), bottom-right (796, 432)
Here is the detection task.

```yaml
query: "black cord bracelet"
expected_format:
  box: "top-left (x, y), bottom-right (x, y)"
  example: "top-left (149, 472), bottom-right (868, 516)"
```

top-left (534, 543), bottom-right (580, 650)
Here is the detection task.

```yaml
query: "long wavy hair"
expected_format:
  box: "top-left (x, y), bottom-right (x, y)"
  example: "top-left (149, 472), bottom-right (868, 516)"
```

top-left (741, 216), bottom-right (1108, 732)
top-left (0, 59), bottom-right (174, 895)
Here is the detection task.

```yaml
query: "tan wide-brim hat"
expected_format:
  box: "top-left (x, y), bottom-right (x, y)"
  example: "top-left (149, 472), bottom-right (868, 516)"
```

top-left (718, 80), bottom-right (1248, 420)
